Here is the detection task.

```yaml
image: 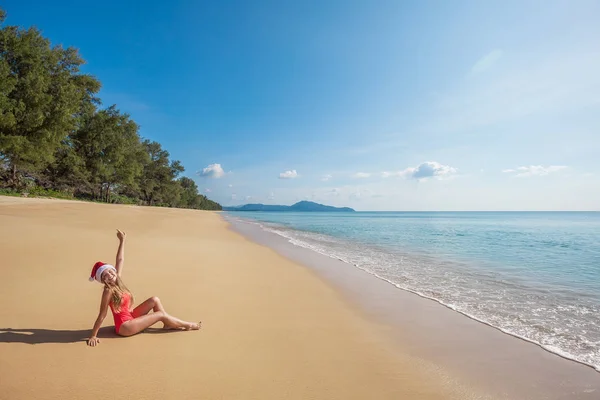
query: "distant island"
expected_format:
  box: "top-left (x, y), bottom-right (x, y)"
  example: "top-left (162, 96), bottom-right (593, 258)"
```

top-left (223, 200), bottom-right (355, 212)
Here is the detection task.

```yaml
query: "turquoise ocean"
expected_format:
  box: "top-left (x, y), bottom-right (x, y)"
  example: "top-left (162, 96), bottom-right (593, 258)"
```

top-left (226, 211), bottom-right (600, 371)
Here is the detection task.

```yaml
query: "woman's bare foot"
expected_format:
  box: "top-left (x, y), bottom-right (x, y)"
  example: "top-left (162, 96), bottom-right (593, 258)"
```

top-left (185, 322), bottom-right (201, 331)
top-left (162, 323), bottom-right (183, 331)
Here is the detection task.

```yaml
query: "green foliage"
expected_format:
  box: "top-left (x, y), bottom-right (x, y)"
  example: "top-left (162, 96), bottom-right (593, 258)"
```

top-left (108, 193), bottom-right (139, 205)
top-left (27, 186), bottom-right (73, 199)
top-left (178, 176), bottom-right (199, 207)
top-left (0, 187), bottom-right (20, 197)
top-left (0, 7), bottom-right (221, 211)
top-left (0, 17), bottom-right (101, 185)
top-left (176, 177), bottom-right (221, 210)
top-left (137, 140), bottom-right (184, 206)
top-left (42, 137), bottom-right (89, 191)
top-left (0, 186), bottom-right (72, 199)
top-left (72, 105), bottom-right (144, 202)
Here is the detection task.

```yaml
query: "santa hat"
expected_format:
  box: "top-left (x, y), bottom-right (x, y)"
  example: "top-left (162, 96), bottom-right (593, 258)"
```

top-left (89, 261), bottom-right (116, 283)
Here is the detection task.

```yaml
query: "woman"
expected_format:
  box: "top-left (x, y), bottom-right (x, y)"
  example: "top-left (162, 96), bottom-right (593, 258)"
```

top-left (87, 229), bottom-right (200, 347)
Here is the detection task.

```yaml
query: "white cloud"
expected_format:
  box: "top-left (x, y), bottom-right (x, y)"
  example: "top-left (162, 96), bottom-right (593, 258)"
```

top-left (383, 161), bottom-right (457, 181)
top-left (267, 191), bottom-right (275, 200)
top-left (330, 188), bottom-right (340, 196)
top-left (352, 172), bottom-right (371, 179)
top-left (471, 49), bottom-right (503, 74)
top-left (198, 163), bottom-right (225, 178)
top-left (205, 188), bottom-right (212, 193)
top-left (245, 196), bottom-right (252, 200)
top-left (321, 174), bottom-right (333, 181)
top-left (407, 162), bottom-right (457, 180)
top-left (279, 170), bottom-right (299, 179)
top-left (228, 184), bottom-right (233, 188)
top-left (231, 193), bottom-right (237, 200)
top-left (502, 165), bottom-right (568, 177)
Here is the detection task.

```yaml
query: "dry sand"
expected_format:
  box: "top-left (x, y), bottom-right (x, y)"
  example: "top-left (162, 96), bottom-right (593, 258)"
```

top-left (0, 197), bottom-right (466, 400)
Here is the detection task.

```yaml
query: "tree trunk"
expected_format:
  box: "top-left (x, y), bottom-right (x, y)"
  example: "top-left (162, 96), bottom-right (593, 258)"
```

top-left (8, 162), bottom-right (19, 188)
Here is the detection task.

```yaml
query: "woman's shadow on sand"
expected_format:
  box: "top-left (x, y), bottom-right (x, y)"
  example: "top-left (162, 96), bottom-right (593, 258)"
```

top-left (0, 326), bottom-right (175, 344)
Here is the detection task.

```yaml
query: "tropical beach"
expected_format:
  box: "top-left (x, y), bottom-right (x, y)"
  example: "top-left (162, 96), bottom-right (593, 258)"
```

top-left (2, 1), bottom-right (600, 399)
top-left (0, 197), bottom-right (476, 400)
top-left (3, 197), bottom-right (600, 400)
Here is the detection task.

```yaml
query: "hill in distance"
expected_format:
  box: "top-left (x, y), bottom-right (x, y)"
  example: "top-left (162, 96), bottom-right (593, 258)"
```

top-left (222, 200), bottom-right (355, 212)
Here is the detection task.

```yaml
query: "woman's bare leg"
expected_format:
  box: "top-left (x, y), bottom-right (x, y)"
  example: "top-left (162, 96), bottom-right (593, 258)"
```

top-left (131, 296), bottom-right (197, 330)
top-left (131, 296), bottom-right (165, 317)
top-left (118, 311), bottom-right (199, 337)
top-left (131, 296), bottom-right (176, 329)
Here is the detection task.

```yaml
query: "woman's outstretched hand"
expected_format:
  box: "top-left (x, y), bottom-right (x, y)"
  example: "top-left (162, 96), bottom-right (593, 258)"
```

top-left (87, 336), bottom-right (100, 347)
top-left (116, 229), bottom-right (126, 241)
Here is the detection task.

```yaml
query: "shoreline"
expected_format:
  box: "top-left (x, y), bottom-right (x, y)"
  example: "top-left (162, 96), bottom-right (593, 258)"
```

top-left (0, 196), bottom-right (468, 399)
top-left (227, 215), bottom-right (600, 373)
top-left (225, 214), bottom-right (600, 399)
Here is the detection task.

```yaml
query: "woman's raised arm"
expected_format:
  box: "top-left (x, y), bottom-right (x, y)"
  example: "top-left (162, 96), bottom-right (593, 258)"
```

top-left (115, 229), bottom-right (126, 276)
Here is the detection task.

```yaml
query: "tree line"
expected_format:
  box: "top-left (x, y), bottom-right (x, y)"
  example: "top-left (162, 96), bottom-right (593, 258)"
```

top-left (0, 8), bottom-right (221, 210)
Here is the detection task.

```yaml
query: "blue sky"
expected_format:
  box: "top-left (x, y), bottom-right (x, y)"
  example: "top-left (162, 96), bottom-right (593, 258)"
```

top-left (4, 0), bottom-right (599, 210)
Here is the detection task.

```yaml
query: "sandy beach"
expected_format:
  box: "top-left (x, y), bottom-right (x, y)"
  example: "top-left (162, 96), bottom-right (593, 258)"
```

top-left (0, 197), bottom-right (469, 400)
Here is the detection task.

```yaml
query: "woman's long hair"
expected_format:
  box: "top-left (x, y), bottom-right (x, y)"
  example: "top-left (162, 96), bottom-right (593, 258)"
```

top-left (105, 276), bottom-right (133, 311)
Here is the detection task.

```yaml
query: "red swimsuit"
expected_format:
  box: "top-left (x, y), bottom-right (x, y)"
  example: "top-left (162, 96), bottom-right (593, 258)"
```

top-left (110, 292), bottom-right (134, 334)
